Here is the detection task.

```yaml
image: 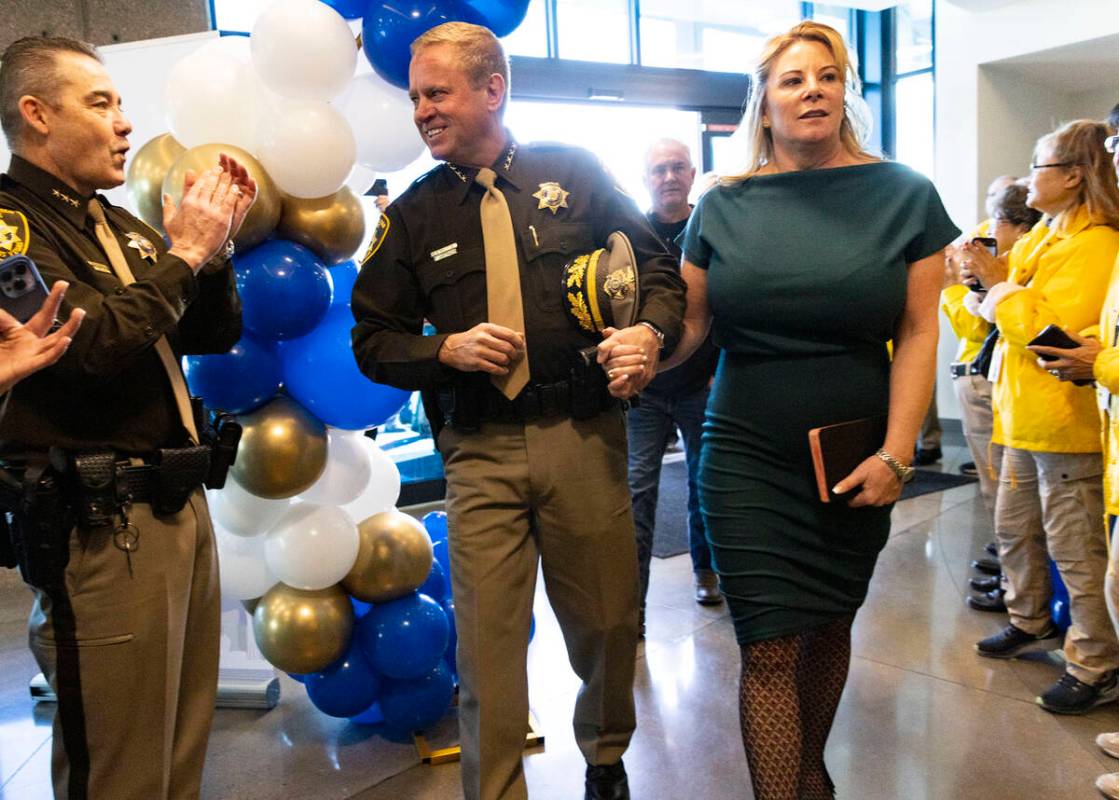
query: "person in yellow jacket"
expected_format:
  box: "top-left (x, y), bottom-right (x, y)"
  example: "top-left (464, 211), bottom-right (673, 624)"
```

top-left (941, 180), bottom-right (1037, 511)
top-left (961, 119), bottom-right (1119, 714)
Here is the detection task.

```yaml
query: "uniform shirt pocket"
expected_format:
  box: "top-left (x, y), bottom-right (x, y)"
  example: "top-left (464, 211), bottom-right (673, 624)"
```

top-left (416, 245), bottom-right (486, 332)
top-left (523, 222), bottom-right (595, 312)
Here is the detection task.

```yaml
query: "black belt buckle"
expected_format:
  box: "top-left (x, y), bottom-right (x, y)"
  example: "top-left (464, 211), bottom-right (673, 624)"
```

top-left (949, 362), bottom-right (969, 379)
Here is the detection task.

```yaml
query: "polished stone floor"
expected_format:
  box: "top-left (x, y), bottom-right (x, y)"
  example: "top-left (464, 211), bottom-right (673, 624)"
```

top-left (2, 443), bottom-right (1117, 799)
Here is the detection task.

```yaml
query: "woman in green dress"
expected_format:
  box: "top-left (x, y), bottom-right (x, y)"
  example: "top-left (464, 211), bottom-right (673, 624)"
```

top-left (606, 21), bottom-right (958, 799)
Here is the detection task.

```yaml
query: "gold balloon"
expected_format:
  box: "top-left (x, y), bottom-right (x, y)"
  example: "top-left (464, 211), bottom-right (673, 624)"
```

top-left (278, 188), bottom-right (367, 266)
top-left (232, 396), bottom-right (327, 499)
top-left (252, 583), bottom-right (353, 674)
top-left (125, 132), bottom-right (185, 234)
top-left (162, 142), bottom-right (281, 251)
top-left (343, 510), bottom-right (434, 603)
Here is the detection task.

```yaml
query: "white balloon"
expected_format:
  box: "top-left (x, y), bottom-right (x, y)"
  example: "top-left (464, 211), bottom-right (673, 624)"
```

top-left (215, 522), bottom-right (278, 601)
top-left (211, 477), bottom-right (293, 537)
top-left (345, 163), bottom-right (378, 197)
top-left (257, 99), bottom-right (356, 198)
top-left (251, 0), bottom-right (358, 102)
top-left (341, 438), bottom-right (402, 524)
top-left (164, 47), bottom-right (262, 151)
top-left (197, 34), bottom-right (253, 64)
top-left (298, 428), bottom-right (374, 506)
top-left (335, 73), bottom-right (426, 172)
top-left (264, 503), bottom-right (360, 591)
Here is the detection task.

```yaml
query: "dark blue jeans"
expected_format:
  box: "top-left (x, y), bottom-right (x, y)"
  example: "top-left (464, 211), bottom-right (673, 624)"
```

top-left (627, 386), bottom-right (712, 611)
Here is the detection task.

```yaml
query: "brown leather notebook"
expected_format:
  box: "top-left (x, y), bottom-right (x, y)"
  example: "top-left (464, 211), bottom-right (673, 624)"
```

top-left (807, 415), bottom-right (889, 503)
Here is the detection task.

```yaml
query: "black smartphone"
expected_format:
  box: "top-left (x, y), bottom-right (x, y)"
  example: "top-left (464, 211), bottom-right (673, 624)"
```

top-left (369, 179), bottom-right (388, 197)
top-left (1028, 323), bottom-right (1092, 385)
top-left (0, 254), bottom-right (49, 324)
top-left (965, 236), bottom-right (999, 292)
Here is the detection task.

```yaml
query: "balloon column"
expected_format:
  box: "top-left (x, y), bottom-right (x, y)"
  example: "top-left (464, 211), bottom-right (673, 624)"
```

top-left (130, 0), bottom-right (532, 735)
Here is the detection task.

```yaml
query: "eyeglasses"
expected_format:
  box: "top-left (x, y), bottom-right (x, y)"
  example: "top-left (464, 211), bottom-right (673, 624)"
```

top-left (1106, 134), bottom-right (1119, 154)
top-left (1030, 161), bottom-right (1075, 171)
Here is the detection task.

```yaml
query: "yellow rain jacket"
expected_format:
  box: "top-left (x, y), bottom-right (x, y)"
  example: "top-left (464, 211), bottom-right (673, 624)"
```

top-left (990, 206), bottom-right (1119, 453)
top-left (1092, 253), bottom-right (1119, 514)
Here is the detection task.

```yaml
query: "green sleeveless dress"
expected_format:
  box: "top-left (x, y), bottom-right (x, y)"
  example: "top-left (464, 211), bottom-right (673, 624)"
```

top-left (680, 162), bottom-right (959, 645)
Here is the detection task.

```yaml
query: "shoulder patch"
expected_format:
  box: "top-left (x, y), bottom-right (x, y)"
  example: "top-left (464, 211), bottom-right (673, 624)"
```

top-left (0, 208), bottom-right (30, 257)
top-left (361, 214), bottom-right (391, 266)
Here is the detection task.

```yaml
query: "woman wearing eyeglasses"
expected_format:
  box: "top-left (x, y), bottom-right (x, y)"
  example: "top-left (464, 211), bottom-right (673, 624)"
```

top-left (961, 119), bottom-right (1119, 715)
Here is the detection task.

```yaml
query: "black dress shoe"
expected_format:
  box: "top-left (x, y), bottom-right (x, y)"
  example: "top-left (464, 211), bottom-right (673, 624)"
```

top-left (971, 557), bottom-right (1001, 575)
top-left (913, 446), bottom-right (942, 466)
top-left (960, 461), bottom-right (979, 477)
top-left (966, 588), bottom-right (1007, 612)
top-left (969, 574), bottom-right (1001, 592)
top-left (586, 761), bottom-right (629, 800)
top-left (985, 541), bottom-right (999, 557)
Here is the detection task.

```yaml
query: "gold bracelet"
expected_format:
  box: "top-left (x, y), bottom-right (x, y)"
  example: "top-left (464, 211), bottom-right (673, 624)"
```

top-left (875, 448), bottom-right (916, 484)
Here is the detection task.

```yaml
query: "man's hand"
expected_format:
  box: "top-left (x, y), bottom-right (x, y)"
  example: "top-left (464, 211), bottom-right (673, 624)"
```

top-left (163, 162), bottom-right (240, 273)
top-left (438, 323), bottom-right (525, 374)
top-left (597, 324), bottom-right (660, 399)
top-left (0, 281), bottom-right (85, 395)
top-left (1029, 329), bottom-right (1102, 382)
top-left (221, 153), bottom-right (258, 245)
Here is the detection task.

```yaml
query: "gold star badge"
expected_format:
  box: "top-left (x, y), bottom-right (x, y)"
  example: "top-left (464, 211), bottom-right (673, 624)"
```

top-left (126, 231), bottom-right (158, 263)
top-left (533, 182), bottom-right (570, 215)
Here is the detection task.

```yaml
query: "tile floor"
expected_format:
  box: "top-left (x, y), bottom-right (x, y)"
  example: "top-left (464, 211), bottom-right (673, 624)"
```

top-left (1, 443), bottom-right (1116, 799)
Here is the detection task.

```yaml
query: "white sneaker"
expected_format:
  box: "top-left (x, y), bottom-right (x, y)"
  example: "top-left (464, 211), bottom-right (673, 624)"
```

top-left (1096, 772), bottom-right (1119, 799)
top-left (1099, 732), bottom-right (1119, 759)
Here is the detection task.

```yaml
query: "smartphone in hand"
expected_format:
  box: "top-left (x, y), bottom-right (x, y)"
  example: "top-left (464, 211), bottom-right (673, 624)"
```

top-left (965, 237), bottom-right (999, 292)
top-left (0, 255), bottom-right (49, 324)
top-left (1028, 323), bottom-right (1092, 386)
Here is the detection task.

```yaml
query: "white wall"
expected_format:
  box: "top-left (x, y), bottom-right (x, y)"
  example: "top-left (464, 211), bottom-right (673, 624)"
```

top-left (933, 0), bottom-right (1119, 420)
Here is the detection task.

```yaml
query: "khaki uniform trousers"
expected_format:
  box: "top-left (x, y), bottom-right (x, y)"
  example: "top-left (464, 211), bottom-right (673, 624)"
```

top-left (953, 373), bottom-right (1002, 510)
top-left (439, 411), bottom-right (639, 800)
top-left (994, 447), bottom-right (1119, 682)
top-left (28, 488), bottom-right (220, 800)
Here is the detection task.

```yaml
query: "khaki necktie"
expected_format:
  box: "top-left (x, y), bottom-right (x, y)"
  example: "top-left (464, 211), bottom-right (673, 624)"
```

top-left (88, 199), bottom-right (199, 443)
top-left (475, 168), bottom-right (530, 400)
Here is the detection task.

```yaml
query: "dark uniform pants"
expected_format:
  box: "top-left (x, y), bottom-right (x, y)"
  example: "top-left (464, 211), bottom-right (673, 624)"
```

top-left (28, 488), bottom-right (220, 800)
top-left (439, 411), bottom-right (639, 800)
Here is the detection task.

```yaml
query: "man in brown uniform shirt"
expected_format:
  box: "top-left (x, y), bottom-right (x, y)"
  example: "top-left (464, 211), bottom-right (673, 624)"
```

top-left (352, 22), bottom-right (684, 800)
top-left (0, 37), bottom-right (254, 799)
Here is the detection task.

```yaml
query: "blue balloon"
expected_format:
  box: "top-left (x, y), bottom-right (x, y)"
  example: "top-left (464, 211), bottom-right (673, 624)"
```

top-left (183, 335), bottom-right (281, 413)
top-left (349, 701), bottom-right (384, 725)
top-left (362, 1), bottom-right (485, 90)
top-left (443, 598), bottom-right (457, 675)
top-left (462, 0), bottom-right (530, 36)
top-left (1048, 559), bottom-right (1071, 632)
top-left (234, 240), bottom-right (333, 341)
top-left (379, 661), bottom-right (455, 732)
top-left (529, 612), bottom-right (535, 644)
top-left (419, 559), bottom-right (447, 602)
top-left (305, 640), bottom-right (383, 718)
top-left (351, 596), bottom-right (373, 619)
top-left (279, 305), bottom-right (411, 429)
top-left (422, 510), bottom-right (448, 544)
top-left (328, 261), bottom-right (359, 308)
top-left (430, 540), bottom-right (452, 593)
top-left (356, 592), bottom-right (450, 680)
top-left (288, 672), bottom-right (307, 684)
top-left (318, 0), bottom-right (368, 19)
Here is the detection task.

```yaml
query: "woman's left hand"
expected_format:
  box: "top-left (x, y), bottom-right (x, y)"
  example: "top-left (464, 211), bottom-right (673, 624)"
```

top-left (833, 454), bottom-right (904, 507)
top-left (1028, 329), bottom-right (1101, 382)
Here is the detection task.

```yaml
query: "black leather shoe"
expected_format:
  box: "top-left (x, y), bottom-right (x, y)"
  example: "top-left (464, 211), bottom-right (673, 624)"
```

top-left (586, 761), bottom-right (629, 800)
top-left (985, 541), bottom-right (999, 557)
top-left (969, 574), bottom-right (1001, 592)
top-left (694, 569), bottom-right (723, 605)
top-left (960, 461), bottom-right (979, 477)
top-left (913, 446), bottom-right (942, 466)
top-left (971, 557), bottom-right (1001, 575)
top-left (966, 588), bottom-right (1007, 612)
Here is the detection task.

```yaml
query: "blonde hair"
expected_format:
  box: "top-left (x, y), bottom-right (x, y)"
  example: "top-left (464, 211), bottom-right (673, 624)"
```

top-left (411, 22), bottom-right (509, 108)
top-left (723, 21), bottom-right (871, 184)
top-left (1036, 119), bottom-right (1119, 229)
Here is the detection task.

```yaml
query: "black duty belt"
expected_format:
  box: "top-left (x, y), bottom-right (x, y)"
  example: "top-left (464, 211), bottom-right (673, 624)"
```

top-left (950, 361), bottom-right (987, 378)
top-left (484, 378), bottom-right (578, 421)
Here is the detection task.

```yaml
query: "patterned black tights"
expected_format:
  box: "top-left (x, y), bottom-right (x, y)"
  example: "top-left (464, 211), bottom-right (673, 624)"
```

top-left (738, 615), bottom-right (854, 800)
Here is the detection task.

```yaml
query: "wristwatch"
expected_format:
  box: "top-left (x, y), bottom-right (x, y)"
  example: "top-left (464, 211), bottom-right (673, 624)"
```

top-left (637, 320), bottom-right (665, 350)
top-left (875, 448), bottom-right (915, 484)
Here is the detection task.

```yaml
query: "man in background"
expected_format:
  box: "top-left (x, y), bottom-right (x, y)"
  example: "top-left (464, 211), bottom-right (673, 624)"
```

top-left (627, 139), bottom-right (722, 636)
